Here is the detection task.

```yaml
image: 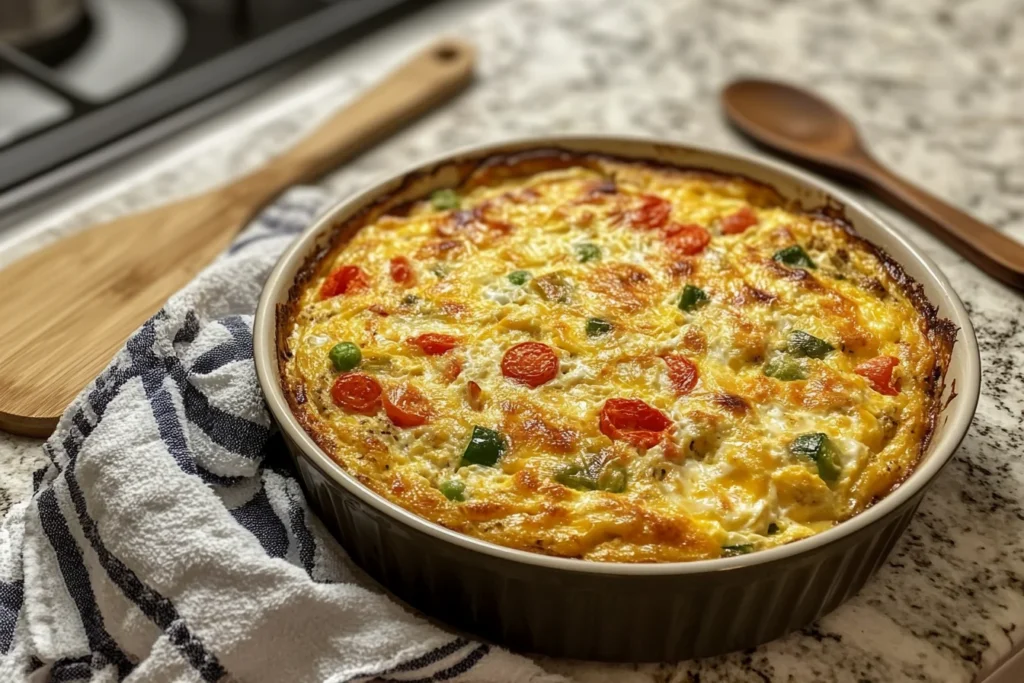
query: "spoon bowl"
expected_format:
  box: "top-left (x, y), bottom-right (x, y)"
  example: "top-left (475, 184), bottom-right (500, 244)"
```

top-left (722, 79), bottom-right (863, 169)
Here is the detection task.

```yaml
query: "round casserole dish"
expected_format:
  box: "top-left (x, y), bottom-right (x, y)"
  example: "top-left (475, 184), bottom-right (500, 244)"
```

top-left (254, 136), bottom-right (981, 661)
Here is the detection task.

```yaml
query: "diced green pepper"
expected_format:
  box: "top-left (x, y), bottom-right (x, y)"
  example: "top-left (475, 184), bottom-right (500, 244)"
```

top-left (575, 242), bottom-right (602, 263)
top-left (459, 426), bottom-right (507, 468)
top-left (508, 270), bottom-right (531, 286)
top-left (556, 462), bottom-right (627, 493)
top-left (438, 480), bottom-right (466, 502)
top-left (596, 465), bottom-right (627, 493)
top-left (678, 284), bottom-right (709, 313)
top-left (586, 318), bottom-right (613, 337)
top-left (787, 330), bottom-right (834, 359)
top-left (328, 342), bottom-right (361, 372)
top-left (401, 294), bottom-right (420, 305)
top-left (789, 432), bottom-right (843, 483)
top-left (430, 188), bottom-right (460, 210)
top-left (430, 263), bottom-right (450, 278)
top-left (763, 355), bottom-right (807, 381)
top-left (555, 464), bottom-right (597, 491)
top-left (722, 543), bottom-right (755, 557)
top-left (773, 245), bottom-right (816, 269)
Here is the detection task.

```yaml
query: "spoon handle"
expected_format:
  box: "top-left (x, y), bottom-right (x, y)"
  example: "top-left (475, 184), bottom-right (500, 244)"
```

top-left (853, 154), bottom-right (1024, 290)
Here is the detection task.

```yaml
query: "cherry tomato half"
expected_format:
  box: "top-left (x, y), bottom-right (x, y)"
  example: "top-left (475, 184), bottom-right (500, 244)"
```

top-left (320, 264), bottom-right (369, 299)
top-left (626, 195), bottom-right (672, 230)
top-left (331, 373), bottom-right (382, 415)
top-left (664, 223), bottom-right (711, 256)
top-left (383, 383), bottom-right (432, 427)
top-left (501, 341), bottom-right (559, 388)
top-left (599, 398), bottom-right (672, 449)
top-left (408, 333), bottom-right (459, 356)
top-left (720, 206), bottom-right (758, 235)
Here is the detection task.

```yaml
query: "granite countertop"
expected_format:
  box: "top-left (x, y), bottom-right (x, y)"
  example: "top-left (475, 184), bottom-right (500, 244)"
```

top-left (2, 0), bottom-right (1022, 680)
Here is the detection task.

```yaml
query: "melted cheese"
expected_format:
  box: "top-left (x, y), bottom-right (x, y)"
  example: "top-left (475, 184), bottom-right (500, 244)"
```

top-left (281, 156), bottom-right (943, 562)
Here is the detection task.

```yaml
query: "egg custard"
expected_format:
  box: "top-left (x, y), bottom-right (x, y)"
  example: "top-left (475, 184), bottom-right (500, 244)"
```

top-left (278, 151), bottom-right (954, 563)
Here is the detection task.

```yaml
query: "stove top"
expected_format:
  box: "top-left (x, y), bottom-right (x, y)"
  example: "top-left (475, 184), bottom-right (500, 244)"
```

top-left (0, 0), bottom-right (426, 206)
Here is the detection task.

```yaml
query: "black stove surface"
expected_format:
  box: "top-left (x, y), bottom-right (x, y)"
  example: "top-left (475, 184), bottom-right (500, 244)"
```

top-left (0, 0), bottom-right (428, 203)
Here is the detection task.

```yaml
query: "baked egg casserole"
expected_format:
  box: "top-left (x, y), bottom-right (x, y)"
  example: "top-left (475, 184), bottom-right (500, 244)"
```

top-left (278, 151), bottom-right (954, 562)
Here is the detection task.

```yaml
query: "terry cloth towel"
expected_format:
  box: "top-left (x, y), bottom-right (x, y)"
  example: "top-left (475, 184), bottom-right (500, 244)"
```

top-left (0, 188), bottom-right (566, 683)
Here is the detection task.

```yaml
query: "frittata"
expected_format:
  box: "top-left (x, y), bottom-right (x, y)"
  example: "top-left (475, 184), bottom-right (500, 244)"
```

top-left (278, 151), bottom-right (953, 562)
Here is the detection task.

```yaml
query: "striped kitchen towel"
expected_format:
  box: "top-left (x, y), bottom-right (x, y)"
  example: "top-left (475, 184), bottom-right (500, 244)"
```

top-left (0, 188), bottom-right (566, 683)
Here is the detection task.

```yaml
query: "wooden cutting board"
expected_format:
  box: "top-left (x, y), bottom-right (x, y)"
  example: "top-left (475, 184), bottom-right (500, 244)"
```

top-left (0, 38), bottom-right (476, 437)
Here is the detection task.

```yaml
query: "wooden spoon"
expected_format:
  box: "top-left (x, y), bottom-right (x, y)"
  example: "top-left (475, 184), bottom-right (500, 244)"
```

top-left (0, 38), bottom-right (476, 437)
top-left (721, 78), bottom-right (1024, 290)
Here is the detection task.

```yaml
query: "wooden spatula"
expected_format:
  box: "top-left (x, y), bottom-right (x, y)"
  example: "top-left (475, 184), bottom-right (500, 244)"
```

top-left (0, 38), bottom-right (476, 437)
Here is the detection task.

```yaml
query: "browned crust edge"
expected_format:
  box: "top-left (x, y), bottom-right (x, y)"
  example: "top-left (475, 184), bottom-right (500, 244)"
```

top-left (275, 147), bottom-right (958, 530)
top-left (810, 206), bottom-right (958, 502)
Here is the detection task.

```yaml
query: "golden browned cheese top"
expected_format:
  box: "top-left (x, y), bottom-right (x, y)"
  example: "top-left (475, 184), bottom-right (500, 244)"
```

top-left (280, 155), bottom-right (947, 562)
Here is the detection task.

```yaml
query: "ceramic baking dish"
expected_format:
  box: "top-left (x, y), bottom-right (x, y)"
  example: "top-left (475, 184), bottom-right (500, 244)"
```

top-left (254, 136), bottom-right (980, 661)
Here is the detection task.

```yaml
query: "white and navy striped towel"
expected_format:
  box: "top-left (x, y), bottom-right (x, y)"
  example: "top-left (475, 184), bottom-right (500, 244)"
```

top-left (0, 188), bottom-right (566, 683)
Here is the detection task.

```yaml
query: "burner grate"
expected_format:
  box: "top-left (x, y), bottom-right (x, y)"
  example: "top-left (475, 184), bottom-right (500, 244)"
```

top-left (0, 0), bottom-right (428, 202)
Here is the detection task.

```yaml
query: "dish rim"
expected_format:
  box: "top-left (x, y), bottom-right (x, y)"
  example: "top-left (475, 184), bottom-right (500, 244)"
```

top-left (254, 134), bottom-right (981, 576)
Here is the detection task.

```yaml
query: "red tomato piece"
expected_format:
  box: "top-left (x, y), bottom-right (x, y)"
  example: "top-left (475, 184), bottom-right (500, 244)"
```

top-left (662, 354), bottom-right (699, 395)
top-left (855, 356), bottom-right (900, 395)
top-left (382, 383), bottom-right (432, 427)
top-left (599, 398), bottom-right (672, 449)
top-left (330, 373), bottom-right (382, 415)
top-left (720, 206), bottom-right (758, 235)
top-left (664, 223), bottom-right (711, 256)
top-left (389, 256), bottom-right (414, 286)
top-left (466, 381), bottom-right (483, 410)
top-left (626, 195), bottom-right (672, 230)
top-left (320, 265), bottom-right (369, 299)
top-left (443, 357), bottom-right (463, 382)
top-left (501, 342), bottom-right (559, 388)
top-left (408, 333), bottom-right (459, 355)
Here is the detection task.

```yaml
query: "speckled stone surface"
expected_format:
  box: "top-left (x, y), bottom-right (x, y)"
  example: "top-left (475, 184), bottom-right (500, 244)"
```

top-left (2, 0), bottom-right (1022, 681)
